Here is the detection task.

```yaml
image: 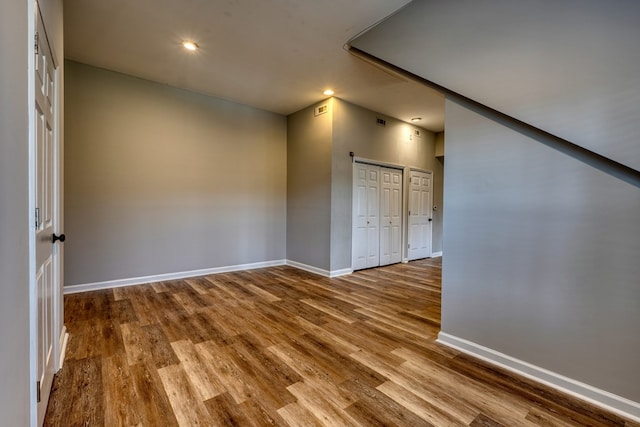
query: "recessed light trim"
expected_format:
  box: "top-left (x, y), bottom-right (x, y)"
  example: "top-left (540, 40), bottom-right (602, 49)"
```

top-left (323, 89), bottom-right (334, 96)
top-left (411, 117), bottom-right (422, 122)
top-left (182, 41), bottom-right (199, 51)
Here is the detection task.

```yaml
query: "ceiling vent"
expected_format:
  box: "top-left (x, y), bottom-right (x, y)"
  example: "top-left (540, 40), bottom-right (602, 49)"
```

top-left (376, 117), bottom-right (386, 127)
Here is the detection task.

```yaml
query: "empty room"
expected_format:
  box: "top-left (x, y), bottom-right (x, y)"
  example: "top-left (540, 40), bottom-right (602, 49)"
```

top-left (1, 0), bottom-right (639, 426)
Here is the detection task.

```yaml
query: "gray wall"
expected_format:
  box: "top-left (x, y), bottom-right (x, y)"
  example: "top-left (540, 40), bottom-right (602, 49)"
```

top-left (351, 0), bottom-right (640, 171)
top-left (0, 0), bottom-right (31, 423)
top-left (442, 99), bottom-right (640, 403)
top-left (287, 98), bottom-right (441, 273)
top-left (432, 132), bottom-right (444, 255)
top-left (351, 0), bottom-right (640, 407)
top-left (286, 99), bottom-right (334, 271)
top-left (65, 61), bottom-right (287, 285)
top-left (331, 98), bottom-right (442, 270)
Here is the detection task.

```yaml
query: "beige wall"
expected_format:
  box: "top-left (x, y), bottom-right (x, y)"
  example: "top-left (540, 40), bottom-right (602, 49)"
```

top-left (64, 61), bottom-right (287, 285)
top-left (286, 99), bottom-right (334, 271)
top-left (331, 98), bottom-right (442, 270)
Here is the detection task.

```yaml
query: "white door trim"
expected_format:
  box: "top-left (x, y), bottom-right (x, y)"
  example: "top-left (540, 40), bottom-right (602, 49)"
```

top-left (409, 166), bottom-right (434, 174)
top-left (353, 156), bottom-right (404, 171)
top-left (28, 1), bottom-right (38, 424)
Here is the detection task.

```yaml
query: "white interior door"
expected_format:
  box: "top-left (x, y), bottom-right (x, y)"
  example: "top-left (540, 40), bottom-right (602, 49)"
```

top-left (353, 163), bottom-right (403, 270)
top-left (352, 164), bottom-right (369, 270)
top-left (380, 168), bottom-right (402, 266)
top-left (34, 8), bottom-right (61, 425)
top-left (352, 163), bottom-right (381, 270)
top-left (408, 170), bottom-right (433, 261)
top-left (365, 167), bottom-right (380, 268)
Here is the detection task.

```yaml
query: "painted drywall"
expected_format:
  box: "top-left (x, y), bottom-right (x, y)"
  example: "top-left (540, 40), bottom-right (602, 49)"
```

top-left (286, 97), bottom-right (441, 272)
top-left (0, 1), bottom-right (31, 424)
top-left (331, 98), bottom-right (442, 270)
top-left (442, 99), bottom-right (640, 403)
top-left (350, 0), bottom-right (640, 171)
top-left (435, 132), bottom-right (444, 158)
top-left (64, 61), bottom-right (286, 286)
top-left (286, 99), bottom-right (334, 271)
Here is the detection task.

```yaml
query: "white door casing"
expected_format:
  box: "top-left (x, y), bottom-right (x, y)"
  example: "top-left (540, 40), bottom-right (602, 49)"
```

top-left (380, 168), bottom-right (402, 266)
top-left (408, 170), bottom-right (433, 261)
top-left (33, 6), bottom-right (62, 426)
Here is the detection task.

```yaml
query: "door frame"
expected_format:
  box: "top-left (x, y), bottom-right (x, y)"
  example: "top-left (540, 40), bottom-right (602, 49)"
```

top-left (29, 3), bottom-right (65, 425)
top-left (351, 157), bottom-right (405, 270)
top-left (407, 167), bottom-right (434, 261)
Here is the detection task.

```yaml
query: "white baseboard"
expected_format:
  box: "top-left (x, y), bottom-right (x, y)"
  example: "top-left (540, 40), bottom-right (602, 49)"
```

top-left (57, 327), bottom-right (69, 371)
top-left (285, 260), bottom-right (352, 278)
top-left (402, 258), bottom-right (409, 263)
top-left (437, 332), bottom-right (640, 422)
top-left (64, 260), bottom-right (287, 294)
top-left (431, 251), bottom-right (443, 257)
top-left (328, 267), bottom-right (353, 277)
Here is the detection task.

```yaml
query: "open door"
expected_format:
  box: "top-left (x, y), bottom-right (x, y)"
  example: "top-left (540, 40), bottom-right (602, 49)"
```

top-left (33, 4), bottom-right (63, 425)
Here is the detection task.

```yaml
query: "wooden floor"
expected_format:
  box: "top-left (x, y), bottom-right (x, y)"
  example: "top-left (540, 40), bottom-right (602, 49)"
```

top-left (45, 258), bottom-right (637, 426)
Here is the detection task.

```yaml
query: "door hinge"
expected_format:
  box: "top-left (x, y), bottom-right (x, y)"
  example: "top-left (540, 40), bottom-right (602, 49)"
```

top-left (34, 32), bottom-right (39, 55)
top-left (35, 207), bottom-right (40, 229)
top-left (408, 244), bottom-right (411, 249)
top-left (37, 380), bottom-right (41, 403)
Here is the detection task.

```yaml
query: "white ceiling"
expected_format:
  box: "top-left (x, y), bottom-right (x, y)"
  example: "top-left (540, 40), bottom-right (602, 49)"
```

top-left (63, 0), bottom-right (445, 132)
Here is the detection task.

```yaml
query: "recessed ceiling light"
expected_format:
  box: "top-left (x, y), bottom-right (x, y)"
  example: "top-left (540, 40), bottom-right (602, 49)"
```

top-left (411, 117), bottom-right (422, 122)
top-left (323, 89), bottom-right (334, 96)
top-left (182, 41), bottom-right (199, 51)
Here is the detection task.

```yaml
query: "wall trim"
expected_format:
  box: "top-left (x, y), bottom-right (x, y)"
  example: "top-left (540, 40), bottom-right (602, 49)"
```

top-left (64, 260), bottom-right (287, 294)
top-left (437, 332), bottom-right (640, 422)
top-left (353, 156), bottom-right (405, 171)
top-left (329, 267), bottom-right (353, 277)
top-left (285, 260), bottom-right (352, 278)
top-left (409, 167), bottom-right (433, 174)
top-left (431, 251), bottom-right (443, 257)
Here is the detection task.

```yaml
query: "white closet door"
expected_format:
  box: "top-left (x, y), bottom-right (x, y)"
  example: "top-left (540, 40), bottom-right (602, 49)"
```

top-left (365, 166), bottom-right (380, 268)
top-left (408, 170), bottom-right (433, 260)
top-left (352, 163), bottom-right (381, 269)
top-left (380, 168), bottom-right (402, 266)
top-left (352, 164), bottom-right (370, 270)
top-left (353, 163), bottom-right (402, 271)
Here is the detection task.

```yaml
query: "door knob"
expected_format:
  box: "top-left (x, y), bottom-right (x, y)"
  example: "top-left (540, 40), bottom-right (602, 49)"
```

top-left (52, 233), bottom-right (66, 243)
top-left (428, 218), bottom-right (433, 222)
